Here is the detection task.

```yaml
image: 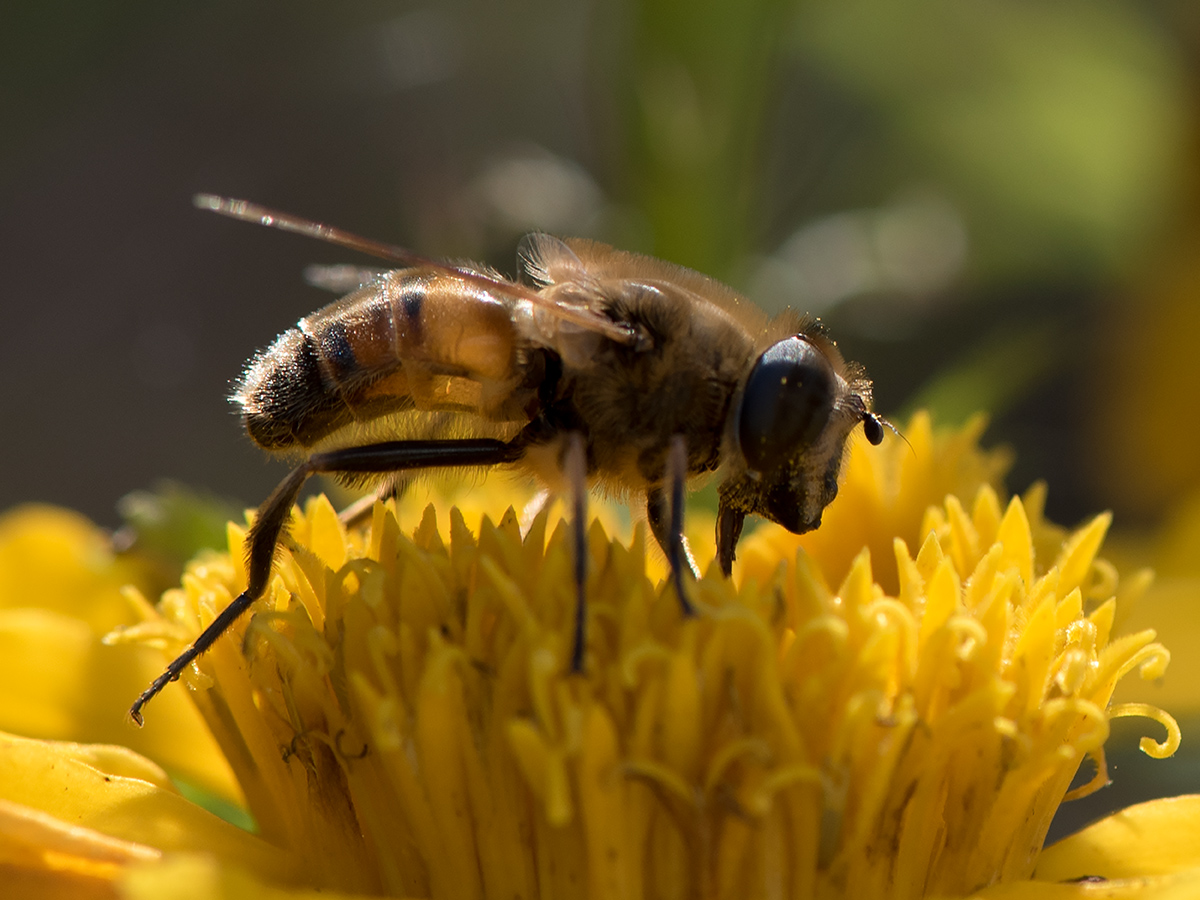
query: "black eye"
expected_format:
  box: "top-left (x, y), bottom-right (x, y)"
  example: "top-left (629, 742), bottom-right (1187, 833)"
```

top-left (738, 336), bottom-right (836, 473)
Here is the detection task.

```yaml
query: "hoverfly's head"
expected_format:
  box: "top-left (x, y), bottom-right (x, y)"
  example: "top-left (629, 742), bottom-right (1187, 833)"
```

top-left (727, 332), bottom-right (883, 535)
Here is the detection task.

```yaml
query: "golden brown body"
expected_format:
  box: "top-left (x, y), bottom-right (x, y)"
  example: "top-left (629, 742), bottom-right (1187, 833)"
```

top-left (129, 196), bottom-right (883, 725)
top-left (235, 235), bottom-right (875, 538)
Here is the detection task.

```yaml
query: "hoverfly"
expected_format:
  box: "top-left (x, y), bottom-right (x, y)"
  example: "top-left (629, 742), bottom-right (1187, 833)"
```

top-left (129, 195), bottom-right (885, 724)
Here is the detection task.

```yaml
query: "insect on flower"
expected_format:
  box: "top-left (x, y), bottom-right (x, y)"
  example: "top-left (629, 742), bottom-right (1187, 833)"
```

top-left (129, 195), bottom-right (886, 724)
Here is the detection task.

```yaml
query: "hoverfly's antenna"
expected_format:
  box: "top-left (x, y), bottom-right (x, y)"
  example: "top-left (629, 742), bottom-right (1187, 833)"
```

top-left (193, 194), bottom-right (643, 348)
top-left (863, 412), bottom-right (885, 446)
top-left (864, 411), bottom-right (911, 453)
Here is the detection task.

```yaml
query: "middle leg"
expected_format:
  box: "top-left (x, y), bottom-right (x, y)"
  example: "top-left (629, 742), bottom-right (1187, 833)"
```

top-left (646, 435), bottom-right (698, 617)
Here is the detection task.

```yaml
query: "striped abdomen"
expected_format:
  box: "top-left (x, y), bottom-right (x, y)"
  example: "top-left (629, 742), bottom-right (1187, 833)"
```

top-left (234, 269), bottom-right (524, 450)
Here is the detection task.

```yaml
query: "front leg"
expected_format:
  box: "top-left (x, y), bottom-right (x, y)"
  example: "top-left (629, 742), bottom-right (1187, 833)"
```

top-left (715, 504), bottom-right (746, 578)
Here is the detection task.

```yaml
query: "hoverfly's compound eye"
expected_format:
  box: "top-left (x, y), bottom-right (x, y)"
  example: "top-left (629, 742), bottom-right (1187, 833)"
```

top-left (739, 335), bottom-right (836, 473)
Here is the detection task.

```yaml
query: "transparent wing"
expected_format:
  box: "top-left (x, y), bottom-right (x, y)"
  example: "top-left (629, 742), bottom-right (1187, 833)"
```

top-left (302, 263), bottom-right (387, 294)
top-left (195, 195), bottom-right (641, 347)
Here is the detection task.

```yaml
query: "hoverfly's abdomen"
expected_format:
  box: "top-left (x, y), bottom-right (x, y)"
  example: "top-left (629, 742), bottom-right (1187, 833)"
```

top-left (235, 326), bottom-right (344, 450)
top-left (234, 271), bottom-right (522, 451)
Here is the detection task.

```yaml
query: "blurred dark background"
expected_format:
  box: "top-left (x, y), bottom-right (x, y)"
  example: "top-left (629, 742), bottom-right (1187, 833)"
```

top-left (4, 0), bottom-right (1200, 842)
top-left (3, 0), bottom-right (1199, 531)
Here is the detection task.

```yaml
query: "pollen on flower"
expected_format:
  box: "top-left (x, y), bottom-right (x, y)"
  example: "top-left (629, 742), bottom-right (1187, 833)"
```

top-left (124, 417), bottom-right (1177, 900)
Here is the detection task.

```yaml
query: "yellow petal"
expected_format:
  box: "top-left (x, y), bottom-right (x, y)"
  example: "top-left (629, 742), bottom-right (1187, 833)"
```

top-left (0, 508), bottom-right (157, 643)
top-left (0, 506), bottom-right (149, 636)
top-left (0, 795), bottom-right (157, 900)
top-left (304, 493), bottom-right (348, 573)
top-left (967, 869), bottom-right (1200, 898)
top-left (0, 864), bottom-right (119, 900)
top-left (0, 608), bottom-right (241, 805)
top-left (0, 732), bottom-right (294, 885)
top-left (119, 853), bottom-right (383, 900)
top-left (1054, 513), bottom-right (1111, 598)
top-left (1034, 795), bottom-right (1200, 880)
top-left (996, 497), bottom-right (1034, 589)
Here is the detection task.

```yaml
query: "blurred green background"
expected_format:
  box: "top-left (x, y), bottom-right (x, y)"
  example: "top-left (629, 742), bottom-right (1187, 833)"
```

top-left (3, 0), bottom-right (1200, 839)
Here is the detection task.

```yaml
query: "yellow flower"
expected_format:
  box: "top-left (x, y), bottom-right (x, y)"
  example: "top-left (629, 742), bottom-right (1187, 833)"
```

top-left (0, 506), bottom-right (239, 799)
top-left (0, 412), bottom-right (1195, 899)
